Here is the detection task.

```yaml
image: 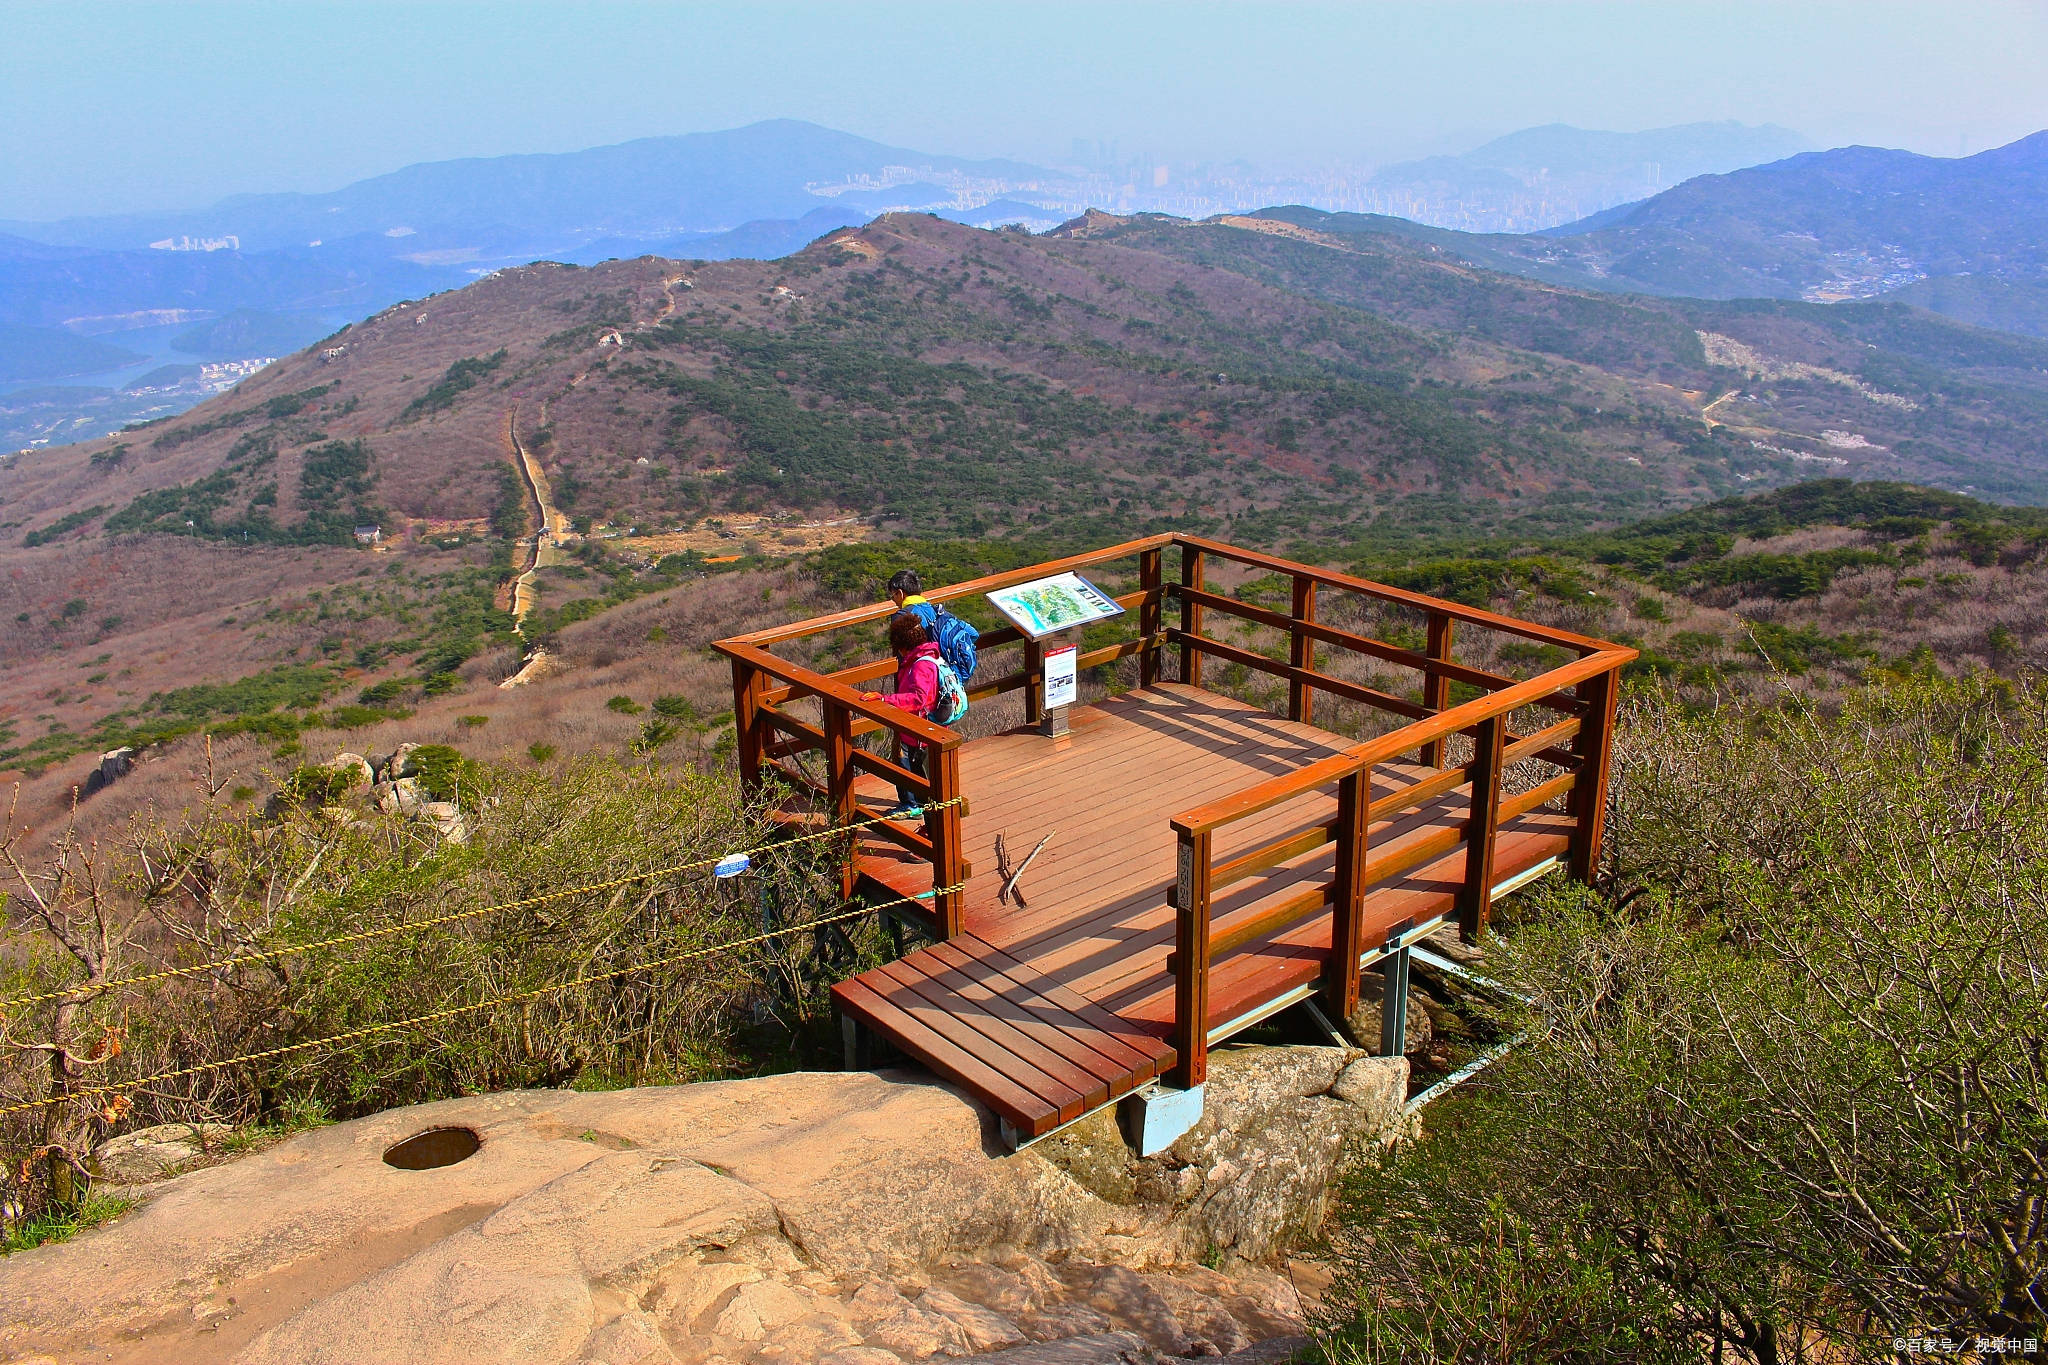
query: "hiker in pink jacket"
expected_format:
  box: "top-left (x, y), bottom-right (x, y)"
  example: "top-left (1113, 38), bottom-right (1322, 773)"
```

top-left (862, 613), bottom-right (941, 813)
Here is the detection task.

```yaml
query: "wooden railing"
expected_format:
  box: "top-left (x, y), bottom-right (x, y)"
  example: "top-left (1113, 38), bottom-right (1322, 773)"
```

top-left (716, 535), bottom-right (1175, 936)
top-left (716, 534), bottom-right (1631, 995)
top-left (1160, 537), bottom-right (1631, 1086)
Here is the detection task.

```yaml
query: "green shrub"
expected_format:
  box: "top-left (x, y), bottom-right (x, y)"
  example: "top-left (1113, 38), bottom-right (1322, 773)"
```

top-left (606, 695), bottom-right (643, 714)
top-left (2, 1189), bottom-right (136, 1255)
top-left (1321, 673), bottom-right (2048, 1358)
top-left (407, 744), bottom-right (472, 802)
top-left (283, 764), bottom-right (355, 805)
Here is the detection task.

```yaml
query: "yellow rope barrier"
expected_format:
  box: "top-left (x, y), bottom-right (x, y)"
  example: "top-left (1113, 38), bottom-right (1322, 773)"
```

top-left (0, 882), bottom-right (963, 1121)
top-left (0, 798), bottom-right (962, 1015)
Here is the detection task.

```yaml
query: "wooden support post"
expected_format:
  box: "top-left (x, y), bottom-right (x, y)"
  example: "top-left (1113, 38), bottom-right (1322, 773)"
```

top-left (840, 1012), bottom-right (869, 1070)
top-left (823, 699), bottom-right (858, 898)
top-left (1179, 547), bottom-right (1206, 689)
top-left (1378, 947), bottom-right (1410, 1058)
top-left (1168, 828), bottom-right (1213, 1089)
top-left (928, 744), bottom-right (966, 939)
top-left (1023, 637), bottom-right (1045, 726)
top-left (1421, 613), bottom-right (1455, 769)
top-left (1321, 765), bottom-right (1371, 1019)
top-left (1288, 575), bottom-right (1318, 724)
top-left (823, 700), bottom-right (856, 822)
top-left (1139, 548), bottom-right (1164, 688)
top-left (730, 657), bottom-right (765, 798)
top-left (1567, 664), bottom-right (1620, 883)
top-left (1457, 714), bottom-right (1507, 942)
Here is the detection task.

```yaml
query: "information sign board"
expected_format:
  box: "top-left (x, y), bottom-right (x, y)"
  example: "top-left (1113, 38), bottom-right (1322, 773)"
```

top-left (984, 572), bottom-right (1124, 640)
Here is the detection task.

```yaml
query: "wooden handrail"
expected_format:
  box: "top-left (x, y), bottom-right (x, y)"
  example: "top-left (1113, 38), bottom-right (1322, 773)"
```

top-left (724, 533), bottom-right (1175, 646)
top-left (1175, 533), bottom-right (1622, 655)
top-left (723, 532), bottom-right (1632, 982)
top-left (1199, 713), bottom-right (1585, 896)
top-left (1166, 629), bottom-right (1430, 720)
top-left (718, 639), bottom-right (961, 750)
top-left (1171, 648), bottom-right (1632, 837)
top-left (1171, 584), bottom-right (1565, 701)
top-left (757, 586), bottom-right (1164, 706)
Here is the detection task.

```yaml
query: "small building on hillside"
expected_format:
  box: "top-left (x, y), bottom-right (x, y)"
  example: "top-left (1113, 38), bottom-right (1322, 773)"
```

top-left (354, 524), bottom-right (382, 545)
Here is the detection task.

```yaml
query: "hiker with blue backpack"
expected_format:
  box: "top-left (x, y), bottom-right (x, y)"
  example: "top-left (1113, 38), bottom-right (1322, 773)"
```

top-left (886, 570), bottom-right (980, 683)
top-left (863, 571), bottom-right (978, 817)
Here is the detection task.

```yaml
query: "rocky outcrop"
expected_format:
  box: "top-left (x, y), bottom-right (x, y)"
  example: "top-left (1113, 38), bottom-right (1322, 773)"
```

top-left (0, 1046), bottom-right (1397, 1365)
top-left (79, 746), bottom-right (137, 798)
top-left (1338, 972), bottom-right (1436, 1056)
top-left (1036, 1046), bottom-right (1409, 1262)
top-left (90, 1121), bottom-right (231, 1184)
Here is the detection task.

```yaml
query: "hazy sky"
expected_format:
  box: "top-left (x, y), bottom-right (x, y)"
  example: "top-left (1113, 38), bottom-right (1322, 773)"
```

top-left (3, 0), bottom-right (2043, 221)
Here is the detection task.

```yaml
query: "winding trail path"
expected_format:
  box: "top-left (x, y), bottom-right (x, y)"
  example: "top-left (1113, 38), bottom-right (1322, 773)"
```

top-left (502, 407), bottom-right (572, 633)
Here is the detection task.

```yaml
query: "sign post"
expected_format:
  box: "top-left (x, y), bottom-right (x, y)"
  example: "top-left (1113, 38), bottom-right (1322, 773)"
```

top-left (985, 572), bottom-right (1125, 742)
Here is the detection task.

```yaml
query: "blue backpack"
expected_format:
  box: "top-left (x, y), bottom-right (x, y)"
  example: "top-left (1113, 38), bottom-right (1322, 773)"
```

top-left (907, 601), bottom-right (980, 684)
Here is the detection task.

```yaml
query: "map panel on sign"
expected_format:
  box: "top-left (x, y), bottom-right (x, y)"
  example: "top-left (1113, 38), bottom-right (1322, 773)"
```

top-left (984, 572), bottom-right (1125, 640)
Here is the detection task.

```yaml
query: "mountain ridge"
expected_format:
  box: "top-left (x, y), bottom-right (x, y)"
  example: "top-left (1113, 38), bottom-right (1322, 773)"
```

top-left (1460, 131), bottom-right (2048, 332)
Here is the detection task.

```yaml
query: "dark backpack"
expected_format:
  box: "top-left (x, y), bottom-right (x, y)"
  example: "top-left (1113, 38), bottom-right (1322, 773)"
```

top-left (907, 601), bottom-right (979, 682)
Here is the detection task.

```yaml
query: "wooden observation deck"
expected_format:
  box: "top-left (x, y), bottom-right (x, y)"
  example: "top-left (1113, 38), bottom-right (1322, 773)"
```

top-left (716, 535), bottom-right (1634, 1146)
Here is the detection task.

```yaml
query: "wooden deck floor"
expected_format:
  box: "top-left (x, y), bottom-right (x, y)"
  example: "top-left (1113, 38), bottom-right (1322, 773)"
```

top-left (833, 684), bottom-right (1571, 1138)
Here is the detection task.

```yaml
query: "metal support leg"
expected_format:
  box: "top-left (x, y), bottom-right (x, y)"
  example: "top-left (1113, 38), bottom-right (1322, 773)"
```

top-left (1298, 997), bottom-right (1349, 1048)
top-left (1379, 947), bottom-right (1411, 1058)
top-left (840, 1013), bottom-right (867, 1071)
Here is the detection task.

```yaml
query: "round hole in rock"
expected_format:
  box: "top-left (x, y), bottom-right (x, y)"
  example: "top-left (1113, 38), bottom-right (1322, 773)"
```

top-left (382, 1126), bottom-right (481, 1170)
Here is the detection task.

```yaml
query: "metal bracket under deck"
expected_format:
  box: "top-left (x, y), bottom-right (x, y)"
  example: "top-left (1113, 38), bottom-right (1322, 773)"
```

top-left (897, 855), bottom-right (1568, 1153)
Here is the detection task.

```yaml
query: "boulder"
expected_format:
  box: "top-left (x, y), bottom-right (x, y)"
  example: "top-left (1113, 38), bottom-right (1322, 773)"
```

top-left (381, 742), bottom-right (423, 781)
top-left (913, 1286), bottom-right (1025, 1353)
top-left (575, 1309), bottom-right (675, 1365)
top-left (4, 1056), bottom-right (1358, 1364)
top-left (964, 1332), bottom-right (1153, 1363)
top-left (1329, 1056), bottom-right (1407, 1116)
top-left (93, 1121), bottom-right (230, 1184)
top-left (419, 799), bottom-right (469, 843)
top-left (325, 751), bottom-right (375, 791)
top-left (80, 746), bottom-right (137, 798)
top-left (1037, 1046), bottom-right (1408, 1263)
top-left (373, 776), bottom-right (427, 815)
top-left (1338, 971), bottom-right (1435, 1056)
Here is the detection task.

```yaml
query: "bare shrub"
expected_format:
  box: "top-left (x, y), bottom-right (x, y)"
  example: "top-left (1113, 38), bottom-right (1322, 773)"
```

top-left (0, 750), bottom-right (848, 1233)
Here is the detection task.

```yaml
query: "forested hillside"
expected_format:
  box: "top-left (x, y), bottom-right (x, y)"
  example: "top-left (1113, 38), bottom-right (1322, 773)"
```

top-left (3, 209), bottom-right (2046, 815)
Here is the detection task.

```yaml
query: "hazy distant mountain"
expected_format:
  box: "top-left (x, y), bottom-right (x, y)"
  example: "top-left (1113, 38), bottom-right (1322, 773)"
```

top-left (0, 230), bottom-right (456, 332)
top-left (0, 121), bottom-right (1051, 259)
top-left (1362, 121), bottom-right (1812, 232)
top-left (168, 309), bottom-right (341, 360)
top-left (0, 323), bottom-right (142, 384)
top-left (1460, 131), bottom-right (2048, 334)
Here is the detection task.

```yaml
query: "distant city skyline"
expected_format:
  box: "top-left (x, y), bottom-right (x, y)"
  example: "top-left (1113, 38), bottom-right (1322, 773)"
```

top-left (2, 0), bottom-right (2043, 221)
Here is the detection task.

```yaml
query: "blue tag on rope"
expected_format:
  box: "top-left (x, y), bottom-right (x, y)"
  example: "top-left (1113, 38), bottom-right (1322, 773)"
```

top-left (713, 853), bottom-right (751, 879)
